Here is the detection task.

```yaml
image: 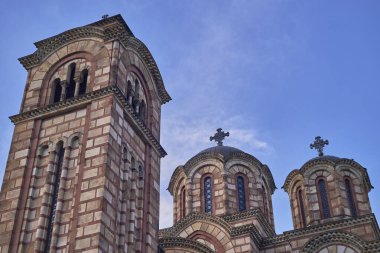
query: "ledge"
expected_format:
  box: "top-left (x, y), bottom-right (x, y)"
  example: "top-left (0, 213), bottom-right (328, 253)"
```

top-left (9, 85), bottom-right (167, 157)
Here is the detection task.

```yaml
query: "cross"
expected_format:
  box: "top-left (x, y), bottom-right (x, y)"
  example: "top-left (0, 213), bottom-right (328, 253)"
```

top-left (102, 14), bottom-right (109, 19)
top-left (210, 128), bottom-right (229, 146)
top-left (310, 136), bottom-right (329, 157)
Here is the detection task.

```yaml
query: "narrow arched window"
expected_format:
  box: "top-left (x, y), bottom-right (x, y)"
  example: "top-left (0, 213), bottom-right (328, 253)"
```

top-left (344, 177), bottom-right (357, 217)
top-left (204, 176), bottom-right (212, 213)
top-left (122, 147), bottom-right (129, 163)
top-left (236, 176), bottom-right (246, 211)
top-left (134, 79), bottom-right (140, 99)
top-left (262, 186), bottom-right (268, 216)
top-left (297, 188), bottom-right (307, 227)
top-left (44, 142), bottom-right (65, 253)
top-left (65, 63), bottom-right (76, 99)
top-left (138, 164), bottom-right (144, 180)
top-left (52, 78), bottom-right (62, 103)
top-left (131, 156), bottom-right (135, 170)
top-left (139, 100), bottom-right (146, 122)
top-left (317, 179), bottom-right (331, 219)
top-left (79, 69), bottom-right (88, 95)
top-left (181, 186), bottom-right (186, 218)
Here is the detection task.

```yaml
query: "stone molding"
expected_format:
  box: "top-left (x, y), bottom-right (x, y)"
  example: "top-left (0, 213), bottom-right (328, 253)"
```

top-left (18, 14), bottom-right (171, 104)
top-left (167, 166), bottom-right (186, 195)
top-left (283, 156), bottom-right (373, 192)
top-left (261, 214), bottom-right (380, 248)
top-left (300, 231), bottom-right (365, 253)
top-left (9, 85), bottom-right (167, 157)
top-left (158, 237), bottom-right (214, 253)
top-left (222, 209), bottom-right (275, 237)
top-left (159, 209), bottom-right (276, 249)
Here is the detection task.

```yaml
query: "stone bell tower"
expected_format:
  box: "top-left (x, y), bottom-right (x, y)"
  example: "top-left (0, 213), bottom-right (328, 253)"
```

top-left (0, 15), bottom-right (170, 253)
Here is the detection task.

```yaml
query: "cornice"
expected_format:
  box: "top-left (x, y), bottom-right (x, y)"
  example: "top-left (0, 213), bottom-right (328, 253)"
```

top-left (9, 85), bottom-right (167, 157)
top-left (301, 231), bottom-right (365, 253)
top-left (18, 14), bottom-right (171, 104)
top-left (167, 166), bottom-right (186, 195)
top-left (159, 212), bottom-right (232, 238)
top-left (159, 213), bottom-right (379, 251)
top-left (222, 209), bottom-right (276, 237)
top-left (159, 237), bottom-right (214, 253)
top-left (262, 214), bottom-right (379, 248)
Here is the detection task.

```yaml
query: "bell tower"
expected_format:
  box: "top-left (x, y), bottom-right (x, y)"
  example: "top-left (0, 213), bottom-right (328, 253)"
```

top-left (0, 15), bottom-right (170, 253)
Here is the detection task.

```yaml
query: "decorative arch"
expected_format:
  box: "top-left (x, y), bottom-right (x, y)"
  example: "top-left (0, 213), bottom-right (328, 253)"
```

top-left (30, 40), bottom-right (110, 108)
top-left (301, 232), bottom-right (365, 253)
top-left (189, 231), bottom-right (225, 253)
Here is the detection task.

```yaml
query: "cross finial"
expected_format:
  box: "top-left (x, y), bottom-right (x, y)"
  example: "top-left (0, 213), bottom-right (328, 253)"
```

top-left (210, 128), bottom-right (229, 146)
top-left (310, 136), bottom-right (329, 156)
top-left (102, 14), bottom-right (109, 19)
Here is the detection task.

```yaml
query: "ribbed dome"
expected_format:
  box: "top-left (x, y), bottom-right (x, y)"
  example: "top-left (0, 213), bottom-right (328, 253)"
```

top-left (197, 145), bottom-right (244, 157)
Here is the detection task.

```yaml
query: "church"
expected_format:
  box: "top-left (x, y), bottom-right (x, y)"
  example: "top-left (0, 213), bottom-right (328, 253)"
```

top-left (0, 15), bottom-right (379, 253)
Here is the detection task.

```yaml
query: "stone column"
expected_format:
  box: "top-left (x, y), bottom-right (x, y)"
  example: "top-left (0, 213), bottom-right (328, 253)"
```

top-left (74, 78), bottom-right (81, 97)
top-left (60, 80), bottom-right (67, 101)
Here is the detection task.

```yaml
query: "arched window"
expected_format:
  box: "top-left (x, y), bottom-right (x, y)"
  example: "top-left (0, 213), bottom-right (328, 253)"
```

top-left (44, 142), bottom-right (65, 253)
top-left (134, 79), bottom-right (140, 99)
top-left (236, 176), bottom-right (246, 211)
top-left (180, 186), bottom-right (186, 218)
top-left (122, 147), bottom-right (129, 163)
top-left (297, 187), bottom-right (307, 227)
top-left (262, 185), bottom-right (268, 217)
top-left (344, 177), bottom-right (357, 217)
top-left (65, 63), bottom-right (76, 99)
top-left (52, 78), bottom-right (62, 103)
top-left (203, 176), bottom-right (213, 213)
top-left (79, 69), bottom-right (88, 95)
top-left (127, 80), bottom-right (133, 103)
top-left (131, 156), bottom-right (135, 170)
top-left (138, 164), bottom-right (144, 180)
top-left (317, 178), bottom-right (331, 219)
top-left (139, 99), bottom-right (146, 122)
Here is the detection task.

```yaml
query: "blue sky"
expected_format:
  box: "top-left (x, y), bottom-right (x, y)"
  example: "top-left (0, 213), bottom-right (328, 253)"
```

top-left (0, 1), bottom-right (379, 234)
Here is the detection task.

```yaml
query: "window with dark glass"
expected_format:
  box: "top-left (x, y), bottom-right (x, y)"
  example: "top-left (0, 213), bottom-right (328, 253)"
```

top-left (204, 176), bottom-right (212, 213)
top-left (345, 178), bottom-right (357, 217)
top-left (297, 188), bottom-right (307, 227)
top-left (318, 179), bottom-right (331, 219)
top-left (79, 69), bottom-right (88, 95)
top-left (236, 176), bottom-right (246, 211)
top-left (44, 143), bottom-right (64, 253)
top-left (65, 63), bottom-right (76, 99)
top-left (53, 78), bottom-right (62, 103)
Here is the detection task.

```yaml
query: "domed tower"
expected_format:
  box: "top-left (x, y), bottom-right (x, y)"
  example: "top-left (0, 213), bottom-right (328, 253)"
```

top-left (283, 137), bottom-right (373, 229)
top-left (159, 129), bottom-right (276, 253)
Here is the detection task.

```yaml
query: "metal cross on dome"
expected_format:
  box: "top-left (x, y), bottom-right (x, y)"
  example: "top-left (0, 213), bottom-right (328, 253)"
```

top-left (310, 136), bottom-right (329, 157)
top-left (210, 128), bottom-right (230, 146)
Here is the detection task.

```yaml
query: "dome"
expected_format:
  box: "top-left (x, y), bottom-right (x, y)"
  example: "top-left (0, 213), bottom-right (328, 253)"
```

top-left (197, 145), bottom-right (244, 158)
